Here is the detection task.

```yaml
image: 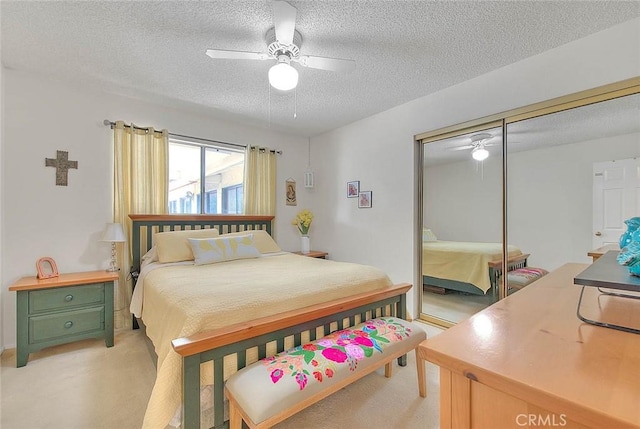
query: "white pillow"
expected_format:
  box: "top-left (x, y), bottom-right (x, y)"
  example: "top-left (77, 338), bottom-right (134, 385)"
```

top-left (219, 229), bottom-right (282, 254)
top-left (188, 234), bottom-right (261, 266)
top-left (423, 228), bottom-right (437, 242)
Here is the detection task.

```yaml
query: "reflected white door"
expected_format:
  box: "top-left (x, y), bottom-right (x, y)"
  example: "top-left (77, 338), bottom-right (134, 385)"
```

top-left (593, 158), bottom-right (640, 248)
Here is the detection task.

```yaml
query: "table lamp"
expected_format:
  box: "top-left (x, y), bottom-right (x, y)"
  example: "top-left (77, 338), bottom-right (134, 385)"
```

top-left (101, 223), bottom-right (126, 272)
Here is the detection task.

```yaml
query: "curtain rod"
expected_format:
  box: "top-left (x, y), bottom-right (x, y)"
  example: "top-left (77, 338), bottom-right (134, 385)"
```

top-left (103, 120), bottom-right (282, 154)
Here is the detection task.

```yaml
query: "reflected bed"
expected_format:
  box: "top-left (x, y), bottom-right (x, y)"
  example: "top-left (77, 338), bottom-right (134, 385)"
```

top-left (422, 240), bottom-right (527, 295)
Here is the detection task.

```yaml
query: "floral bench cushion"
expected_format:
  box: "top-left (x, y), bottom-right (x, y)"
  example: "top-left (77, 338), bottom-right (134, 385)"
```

top-left (225, 317), bottom-right (426, 425)
top-left (507, 267), bottom-right (548, 288)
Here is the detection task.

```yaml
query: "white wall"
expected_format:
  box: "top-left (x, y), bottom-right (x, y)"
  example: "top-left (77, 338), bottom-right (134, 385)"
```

top-left (424, 156), bottom-right (502, 243)
top-left (310, 18), bottom-right (640, 318)
top-left (1, 69), bottom-right (309, 348)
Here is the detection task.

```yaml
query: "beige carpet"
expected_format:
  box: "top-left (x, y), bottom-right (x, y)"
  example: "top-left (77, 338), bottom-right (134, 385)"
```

top-left (1, 322), bottom-right (443, 429)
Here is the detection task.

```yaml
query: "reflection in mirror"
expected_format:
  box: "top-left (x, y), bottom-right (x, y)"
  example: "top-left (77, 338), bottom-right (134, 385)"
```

top-left (506, 93), bottom-right (640, 294)
top-left (422, 127), bottom-right (507, 325)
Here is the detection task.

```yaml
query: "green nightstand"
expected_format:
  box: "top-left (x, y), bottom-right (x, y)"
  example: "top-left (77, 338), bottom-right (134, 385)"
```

top-left (9, 270), bottom-right (117, 367)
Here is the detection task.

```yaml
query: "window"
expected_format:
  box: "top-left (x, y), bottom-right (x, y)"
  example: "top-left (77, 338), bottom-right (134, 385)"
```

top-left (222, 184), bottom-right (243, 214)
top-left (168, 139), bottom-right (245, 214)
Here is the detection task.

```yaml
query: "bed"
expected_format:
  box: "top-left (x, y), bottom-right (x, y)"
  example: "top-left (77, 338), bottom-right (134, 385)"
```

top-left (128, 214), bottom-right (411, 429)
top-left (422, 236), bottom-right (528, 296)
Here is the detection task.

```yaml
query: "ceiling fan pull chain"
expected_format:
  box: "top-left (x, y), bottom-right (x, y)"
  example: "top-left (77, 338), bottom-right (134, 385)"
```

top-left (268, 80), bottom-right (272, 127)
top-left (294, 87), bottom-right (297, 119)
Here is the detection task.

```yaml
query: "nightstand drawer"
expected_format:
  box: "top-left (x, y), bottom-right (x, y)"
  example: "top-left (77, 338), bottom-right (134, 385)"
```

top-left (29, 284), bottom-right (105, 313)
top-left (29, 306), bottom-right (104, 343)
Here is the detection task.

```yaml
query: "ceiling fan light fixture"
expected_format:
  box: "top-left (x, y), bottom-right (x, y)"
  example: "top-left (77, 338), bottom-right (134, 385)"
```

top-left (268, 56), bottom-right (298, 91)
top-left (472, 146), bottom-right (489, 161)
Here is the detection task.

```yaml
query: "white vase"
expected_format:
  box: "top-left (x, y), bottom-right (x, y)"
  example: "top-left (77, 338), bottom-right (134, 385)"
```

top-left (301, 236), bottom-right (310, 254)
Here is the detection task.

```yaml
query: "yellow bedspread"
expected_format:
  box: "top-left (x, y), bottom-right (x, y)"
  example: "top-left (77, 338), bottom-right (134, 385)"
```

top-left (140, 253), bottom-right (392, 429)
top-left (422, 241), bottom-right (522, 293)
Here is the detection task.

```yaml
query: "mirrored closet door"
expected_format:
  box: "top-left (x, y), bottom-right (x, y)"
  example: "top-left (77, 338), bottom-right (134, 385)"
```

top-left (417, 78), bottom-right (640, 327)
top-left (421, 126), bottom-right (503, 326)
top-left (506, 93), bottom-right (640, 293)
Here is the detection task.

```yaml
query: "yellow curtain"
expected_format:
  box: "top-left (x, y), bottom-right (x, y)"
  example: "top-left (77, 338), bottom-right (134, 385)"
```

top-left (243, 146), bottom-right (276, 215)
top-left (113, 121), bottom-right (168, 329)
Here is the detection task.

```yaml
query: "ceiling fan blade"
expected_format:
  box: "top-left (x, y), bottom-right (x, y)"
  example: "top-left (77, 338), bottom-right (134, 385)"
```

top-left (450, 145), bottom-right (474, 151)
top-left (296, 55), bottom-right (356, 73)
top-left (206, 49), bottom-right (270, 61)
top-left (272, 1), bottom-right (297, 45)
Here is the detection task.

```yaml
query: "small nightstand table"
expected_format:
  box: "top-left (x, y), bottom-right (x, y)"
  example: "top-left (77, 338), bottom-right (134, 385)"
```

top-left (293, 250), bottom-right (328, 259)
top-left (9, 270), bottom-right (117, 367)
top-left (588, 244), bottom-right (619, 262)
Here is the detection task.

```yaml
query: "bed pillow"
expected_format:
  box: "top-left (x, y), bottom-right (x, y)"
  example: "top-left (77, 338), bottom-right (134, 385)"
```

top-left (220, 229), bottom-right (282, 254)
top-left (188, 234), bottom-right (261, 265)
top-left (155, 228), bottom-right (220, 263)
top-left (423, 228), bottom-right (437, 242)
top-left (140, 246), bottom-right (159, 269)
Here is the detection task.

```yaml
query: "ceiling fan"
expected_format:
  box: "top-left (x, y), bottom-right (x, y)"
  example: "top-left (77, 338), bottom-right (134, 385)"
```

top-left (450, 133), bottom-right (498, 161)
top-left (205, 1), bottom-right (356, 92)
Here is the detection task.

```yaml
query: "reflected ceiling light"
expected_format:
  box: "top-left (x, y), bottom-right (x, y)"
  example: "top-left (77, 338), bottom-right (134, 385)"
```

top-left (472, 145), bottom-right (489, 161)
top-left (268, 55), bottom-right (298, 91)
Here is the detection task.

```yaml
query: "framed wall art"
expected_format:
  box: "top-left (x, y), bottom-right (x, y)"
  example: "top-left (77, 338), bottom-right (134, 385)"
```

top-left (358, 191), bottom-right (372, 208)
top-left (286, 178), bottom-right (297, 206)
top-left (347, 181), bottom-right (360, 198)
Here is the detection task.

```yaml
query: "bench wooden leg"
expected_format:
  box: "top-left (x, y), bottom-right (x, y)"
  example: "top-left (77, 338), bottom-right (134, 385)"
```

top-left (228, 396), bottom-right (243, 429)
top-left (416, 348), bottom-right (427, 398)
top-left (385, 362), bottom-right (392, 378)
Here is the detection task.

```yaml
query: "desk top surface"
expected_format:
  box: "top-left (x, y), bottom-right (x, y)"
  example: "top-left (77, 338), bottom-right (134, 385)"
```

top-left (422, 263), bottom-right (640, 427)
top-left (574, 250), bottom-right (640, 292)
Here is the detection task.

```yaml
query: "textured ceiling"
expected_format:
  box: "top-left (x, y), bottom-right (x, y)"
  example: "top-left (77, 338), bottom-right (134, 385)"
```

top-left (425, 93), bottom-right (640, 166)
top-left (2, 1), bottom-right (639, 137)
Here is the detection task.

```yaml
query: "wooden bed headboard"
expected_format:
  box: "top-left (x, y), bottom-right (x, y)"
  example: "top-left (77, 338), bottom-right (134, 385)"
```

top-left (128, 214), bottom-right (275, 272)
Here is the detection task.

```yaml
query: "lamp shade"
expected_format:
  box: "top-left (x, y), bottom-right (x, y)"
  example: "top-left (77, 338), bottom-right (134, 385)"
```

top-left (268, 62), bottom-right (298, 91)
top-left (101, 223), bottom-right (126, 242)
top-left (472, 146), bottom-right (489, 161)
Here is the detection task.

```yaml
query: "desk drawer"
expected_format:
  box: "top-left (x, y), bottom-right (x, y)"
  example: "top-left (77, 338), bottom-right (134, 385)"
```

top-left (29, 284), bottom-right (104, 313)
top-left (29, 306), bottom-right (104, 343)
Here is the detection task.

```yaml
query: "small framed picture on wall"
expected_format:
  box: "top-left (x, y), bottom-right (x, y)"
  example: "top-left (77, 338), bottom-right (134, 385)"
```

top-left (358, 191), bottom-right (372, 208)
top-left (347, 181), bottom-right (360, 198)
top-left (286, 179), bottom-right (297, 206)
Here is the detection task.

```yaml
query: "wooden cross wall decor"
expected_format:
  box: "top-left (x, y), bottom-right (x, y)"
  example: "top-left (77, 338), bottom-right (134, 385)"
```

top-left (45, 150), bottom-right (78, 186)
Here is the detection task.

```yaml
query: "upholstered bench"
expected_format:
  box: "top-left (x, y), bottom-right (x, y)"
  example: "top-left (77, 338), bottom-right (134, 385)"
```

top-left (225, 317), bottom-right (427, 428)
top-left (507, 267), bottom-right (548, 293)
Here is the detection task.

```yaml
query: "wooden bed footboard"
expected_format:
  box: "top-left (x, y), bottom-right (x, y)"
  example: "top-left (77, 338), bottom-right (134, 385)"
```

top-left (487, 253), bottom-right (530, 295)
top-left (171, 283), bottom-right (412, 429)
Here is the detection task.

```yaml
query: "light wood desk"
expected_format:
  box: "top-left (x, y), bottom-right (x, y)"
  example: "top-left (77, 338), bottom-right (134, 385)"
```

top-left (588, 244), bottom-right (619, 262)
top-left (419, 263), bottom-right (640, 429)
